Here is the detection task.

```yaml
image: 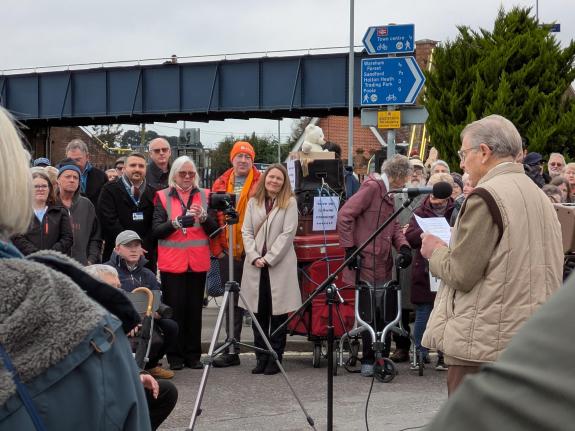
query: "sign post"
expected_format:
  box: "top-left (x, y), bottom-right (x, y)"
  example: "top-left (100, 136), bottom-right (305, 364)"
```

top-left (362, 24), bottom-right (415, 55)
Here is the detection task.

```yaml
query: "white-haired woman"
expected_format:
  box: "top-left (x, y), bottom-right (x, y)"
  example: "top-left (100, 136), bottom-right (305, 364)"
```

top-left (152, 155), bottom-right (218, 370)
top-left (0, 107), bottom-right (149, 429)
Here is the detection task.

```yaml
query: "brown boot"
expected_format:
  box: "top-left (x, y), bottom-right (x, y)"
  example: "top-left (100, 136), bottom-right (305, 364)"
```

top-left (148, 366), bottom-right (175, 379)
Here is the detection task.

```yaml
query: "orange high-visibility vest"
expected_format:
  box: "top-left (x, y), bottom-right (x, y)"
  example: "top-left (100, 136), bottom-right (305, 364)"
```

top-left (156, 187), bottom-right (210, 273)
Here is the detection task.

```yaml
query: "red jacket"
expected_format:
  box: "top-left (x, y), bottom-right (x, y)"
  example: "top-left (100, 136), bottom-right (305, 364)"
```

top-left (155, 188), bottom-right (211, 273)
top-left (337, 174), bottom-right (408, 285)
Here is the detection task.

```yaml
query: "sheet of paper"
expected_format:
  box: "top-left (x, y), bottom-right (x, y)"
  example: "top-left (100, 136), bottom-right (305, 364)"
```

top-left (287, 159), bottom-right (296, 190)
top-left (414, 215), bottom-right (451, 245)
top-left (312, 196), bottom-right (340, 231)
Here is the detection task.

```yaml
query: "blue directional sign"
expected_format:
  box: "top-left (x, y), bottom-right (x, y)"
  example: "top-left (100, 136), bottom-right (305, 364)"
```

top-left (361, 57), bottom-right (425, 106)
top-left (362, 24), bottom-right (415, 55)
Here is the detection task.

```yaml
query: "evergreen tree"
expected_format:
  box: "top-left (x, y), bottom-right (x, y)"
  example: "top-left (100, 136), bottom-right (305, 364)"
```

top-left (425, 7), bottom-right (575, 167)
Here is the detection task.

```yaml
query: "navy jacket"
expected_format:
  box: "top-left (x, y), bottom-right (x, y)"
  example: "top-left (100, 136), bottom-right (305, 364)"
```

top-left (105, 252), bottom-right (161, 293)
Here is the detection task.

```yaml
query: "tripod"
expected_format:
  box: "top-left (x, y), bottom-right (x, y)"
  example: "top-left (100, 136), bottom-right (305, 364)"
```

top-left (188, 214), bottom-right (315, 430)
top-left (272, 196), bottom-right (414, 431)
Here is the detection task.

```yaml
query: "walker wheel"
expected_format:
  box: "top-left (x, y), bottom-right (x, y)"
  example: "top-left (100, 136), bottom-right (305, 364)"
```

top-left (374, 358), bottom-right (396, 383)
top-left (312, 343), bottom-right (321, 368)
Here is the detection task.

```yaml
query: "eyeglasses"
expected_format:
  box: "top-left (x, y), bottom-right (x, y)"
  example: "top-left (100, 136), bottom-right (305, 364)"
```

top-left (178, 171), bottom-right (196, 178)
top-left (457, 147), bottom-right (477, 162)
top-left (34, 184), bottom-right (49, 190)
top-left (151, 148), bottom-right (170, 154)
top-left (549, 162), bottom-right (564, 167)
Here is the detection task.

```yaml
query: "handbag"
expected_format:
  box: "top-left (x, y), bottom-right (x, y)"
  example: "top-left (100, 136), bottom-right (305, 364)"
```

top-left (206, 256), bottom-right (224, 297)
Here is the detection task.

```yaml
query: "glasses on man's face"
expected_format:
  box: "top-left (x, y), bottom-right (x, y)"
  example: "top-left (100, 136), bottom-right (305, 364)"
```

top-left (152, 148), bottom-right (170, 154)
top-left (549, 162), bottom-right (564, 167)
top-left (457, 147), bottom-right (477, 162)
top-left (34, 184), bottom-right (49, 190)
top-left (178, 171), bottom-right (196, 178)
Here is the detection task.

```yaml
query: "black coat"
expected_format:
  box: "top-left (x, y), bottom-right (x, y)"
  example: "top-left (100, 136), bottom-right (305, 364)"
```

top-left (405, 196), bottom-right (455, 304)
top-left (11, 206), bottom-right (74, 256)
top-left (97, 179), bottom-right (157, 270)
top-left (146, 162), bottom-right (170, 191)
top-left (84, 166), bottom-right (109, 207)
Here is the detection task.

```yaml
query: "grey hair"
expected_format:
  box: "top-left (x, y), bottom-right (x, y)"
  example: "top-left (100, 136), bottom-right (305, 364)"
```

top-left (431, 160), bottom-right (450, 174)
top-left (168, 156), bottom-right (200, 189)
top-left (460, 114), bottom-right (522, 159)
top-left (65, 138), bottom-right (89, 155)
top-left (382, 154), bottom-right (412, 181)
top-left (427, 172), bottom-right (454, 186)
top-left (85, 264), bottom-right (118, 281)
top-left (0, 107), bottom-right (32, 239)
top-left (549, 153), bottom-right (566, 164)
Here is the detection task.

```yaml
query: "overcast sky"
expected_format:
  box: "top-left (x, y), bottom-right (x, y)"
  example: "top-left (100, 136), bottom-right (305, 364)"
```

top-left (2, 0), bottom-right (572, 147)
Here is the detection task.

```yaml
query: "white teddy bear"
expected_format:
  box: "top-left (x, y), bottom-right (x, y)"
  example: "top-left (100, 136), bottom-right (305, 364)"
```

top-left (301, 124), bottom-right (327, 154)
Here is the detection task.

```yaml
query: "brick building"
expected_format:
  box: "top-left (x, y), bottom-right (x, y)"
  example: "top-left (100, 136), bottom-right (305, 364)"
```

top-left (25, 126), bottom-right (116, 169)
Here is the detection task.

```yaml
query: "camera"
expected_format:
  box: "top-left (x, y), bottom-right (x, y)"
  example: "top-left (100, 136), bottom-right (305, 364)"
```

top-left (209, 192), bottom-right (236, 210)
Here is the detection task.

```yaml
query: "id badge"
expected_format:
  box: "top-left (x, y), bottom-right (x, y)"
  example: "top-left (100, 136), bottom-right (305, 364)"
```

top-left (132, 212), bottom-right (144, 221)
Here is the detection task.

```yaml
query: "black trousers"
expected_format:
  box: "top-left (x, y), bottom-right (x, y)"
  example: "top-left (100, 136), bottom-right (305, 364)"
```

top-left (145, 379), bottom-right (178, 430)
top-left (160, 271), bottom-right (206, 365)
top-left (146, 318), bottom-right (179, 368)
top-left (252, 267), bottom-right (287, 361)
top-left (393, 308), bottom-right (412, 350)
top-left (218, 255), bottom-right (245, 354)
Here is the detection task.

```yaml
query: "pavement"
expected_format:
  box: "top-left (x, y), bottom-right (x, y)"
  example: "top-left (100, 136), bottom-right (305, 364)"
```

top-left (158, 300), bottom-right (448, 431)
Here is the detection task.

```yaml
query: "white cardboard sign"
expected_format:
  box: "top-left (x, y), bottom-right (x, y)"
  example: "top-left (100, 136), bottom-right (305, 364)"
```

top-left (312, 196), bottom-right (340, 231)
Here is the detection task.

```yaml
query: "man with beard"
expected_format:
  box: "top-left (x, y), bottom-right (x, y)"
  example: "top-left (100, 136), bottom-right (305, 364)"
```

top-left (98, 152), bottom-right (158, 271)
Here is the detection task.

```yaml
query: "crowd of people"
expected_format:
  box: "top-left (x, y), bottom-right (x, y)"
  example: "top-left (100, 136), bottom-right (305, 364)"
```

top-left (0, 103), bottom-right (571, 429)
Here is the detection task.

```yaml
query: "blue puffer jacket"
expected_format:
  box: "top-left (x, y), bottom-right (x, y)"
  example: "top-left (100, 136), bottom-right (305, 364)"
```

top-left (105, 252), bottom-right (161, 293)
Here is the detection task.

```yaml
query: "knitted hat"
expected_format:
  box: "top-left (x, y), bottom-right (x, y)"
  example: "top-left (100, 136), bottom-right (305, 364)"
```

top-left (229, 141), bottom-right (255, 163)
top-left (451, 172), bottom-right (464, 190)
top-left (57, 164), bottom-right (81, 178)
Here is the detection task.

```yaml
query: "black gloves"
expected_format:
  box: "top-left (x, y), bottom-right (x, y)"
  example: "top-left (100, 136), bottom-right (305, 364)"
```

top-left (396, 245), bottom-right (412, 269)
top-left (176, 214), bottom-right (195, 228)
top-left (345, 246), bottom-right (359, 270)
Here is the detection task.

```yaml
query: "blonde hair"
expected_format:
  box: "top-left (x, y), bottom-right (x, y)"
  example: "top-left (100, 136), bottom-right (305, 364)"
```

top-left (427, 172), bottom-right (454, 187)
top-left (252, 164), bottom-right (294, 209)
top-left (168, 156), bottom-right (200, 189)
top-left (0, 107), bottom-right (33, 238)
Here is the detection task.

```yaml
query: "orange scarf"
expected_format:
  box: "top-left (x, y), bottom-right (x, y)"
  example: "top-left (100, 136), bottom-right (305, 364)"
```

top-left (226, 168), bottom-right (254, 258)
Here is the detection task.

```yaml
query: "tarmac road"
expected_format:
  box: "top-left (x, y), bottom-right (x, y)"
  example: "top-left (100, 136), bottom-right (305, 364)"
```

top-left (158, 305), bottom-right (448, 431)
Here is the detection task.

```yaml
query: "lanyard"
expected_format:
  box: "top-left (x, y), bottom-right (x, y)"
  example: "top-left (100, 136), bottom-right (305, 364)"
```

top-left (121, 176), bottom-right (141, 207)
top-left (174, 188), bottom-right (199, 214)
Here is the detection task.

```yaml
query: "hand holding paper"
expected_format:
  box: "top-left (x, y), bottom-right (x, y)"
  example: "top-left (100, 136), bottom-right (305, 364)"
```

top-left (421, 232), bottom-right (448, 259)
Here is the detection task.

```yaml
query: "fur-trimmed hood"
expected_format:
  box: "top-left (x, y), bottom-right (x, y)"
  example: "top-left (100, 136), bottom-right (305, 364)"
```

top-left (0, 253), bottom-right (107, 405)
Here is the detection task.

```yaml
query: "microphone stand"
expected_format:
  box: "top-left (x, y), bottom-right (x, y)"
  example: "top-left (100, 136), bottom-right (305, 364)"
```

top-left (272, 194), bottom-right (413, 431)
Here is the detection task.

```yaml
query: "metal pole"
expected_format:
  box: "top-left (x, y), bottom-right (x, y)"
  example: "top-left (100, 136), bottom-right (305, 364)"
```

top-left (386, 105), bottom-right (396, 159)
top-left (347, 0), bottom-right (355, 168)
top-left (278, 119), bottom-right (281, 163)
top-left (536, 0), bottom-right (539, 22)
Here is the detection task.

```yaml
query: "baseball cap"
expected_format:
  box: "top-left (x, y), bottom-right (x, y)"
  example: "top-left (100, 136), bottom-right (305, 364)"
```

top-left (115, 230), bottom-right (142, 246)
top-left (409, 158), bottom-right (425, 169)
top-left (33, 157), bottom-right (51, 167)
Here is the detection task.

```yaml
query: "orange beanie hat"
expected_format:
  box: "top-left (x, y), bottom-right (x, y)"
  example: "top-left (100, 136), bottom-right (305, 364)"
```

top-left (230, 141), bottom-right (255, 162)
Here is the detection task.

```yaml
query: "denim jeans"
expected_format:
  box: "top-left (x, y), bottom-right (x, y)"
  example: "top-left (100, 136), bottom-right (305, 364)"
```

top-left (414, 303), bottom-right (433, 356)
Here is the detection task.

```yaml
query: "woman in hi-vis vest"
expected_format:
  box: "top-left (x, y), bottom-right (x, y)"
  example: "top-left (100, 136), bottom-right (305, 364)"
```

top-left (152, 156), bottom-right (219, 370)
top-left (240, 164), bottom-right (301, 375)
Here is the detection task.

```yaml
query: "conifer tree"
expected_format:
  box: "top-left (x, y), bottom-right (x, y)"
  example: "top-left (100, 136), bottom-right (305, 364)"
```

top-left (425, 7), bottom-right (575, 167)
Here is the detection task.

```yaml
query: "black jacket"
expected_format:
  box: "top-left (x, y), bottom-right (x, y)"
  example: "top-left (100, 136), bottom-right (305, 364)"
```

top-left (146, 161), bottom-right (170, 191)
top-left (97, 179), bottom-right (157, 270)
top-left (84, 166), bottom-right (109, 207)
top-left (11, 206), bottom-right (74, 256)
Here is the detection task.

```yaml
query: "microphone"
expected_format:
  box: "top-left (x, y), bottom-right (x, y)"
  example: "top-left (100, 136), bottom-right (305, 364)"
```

top-left (389, 181), bottom-right (453, 199)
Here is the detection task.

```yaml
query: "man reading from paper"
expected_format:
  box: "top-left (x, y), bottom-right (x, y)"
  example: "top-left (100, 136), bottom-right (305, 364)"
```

top-left (419, 115), bottom-right (563, 396)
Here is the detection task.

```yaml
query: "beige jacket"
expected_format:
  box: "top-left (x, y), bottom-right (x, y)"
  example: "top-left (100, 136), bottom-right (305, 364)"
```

top-left (422, 163), bottom-right (563, 363)
top-left (240, 197), bottom-right (302, 315)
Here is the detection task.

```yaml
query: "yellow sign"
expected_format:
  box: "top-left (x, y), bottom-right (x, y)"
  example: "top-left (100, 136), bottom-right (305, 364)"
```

top-left (377, 111), bottom-right (401, 129)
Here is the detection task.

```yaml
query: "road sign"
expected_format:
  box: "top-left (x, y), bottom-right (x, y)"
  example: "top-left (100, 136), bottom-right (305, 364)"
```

top-left (361, 107), bottom-right (429, 127)
top-left (361, 57), bottom-right (425, 106)
top-left (362, 24), bottom-right (415, 55)
top-left (377, 111), bottom-right (401, 129)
